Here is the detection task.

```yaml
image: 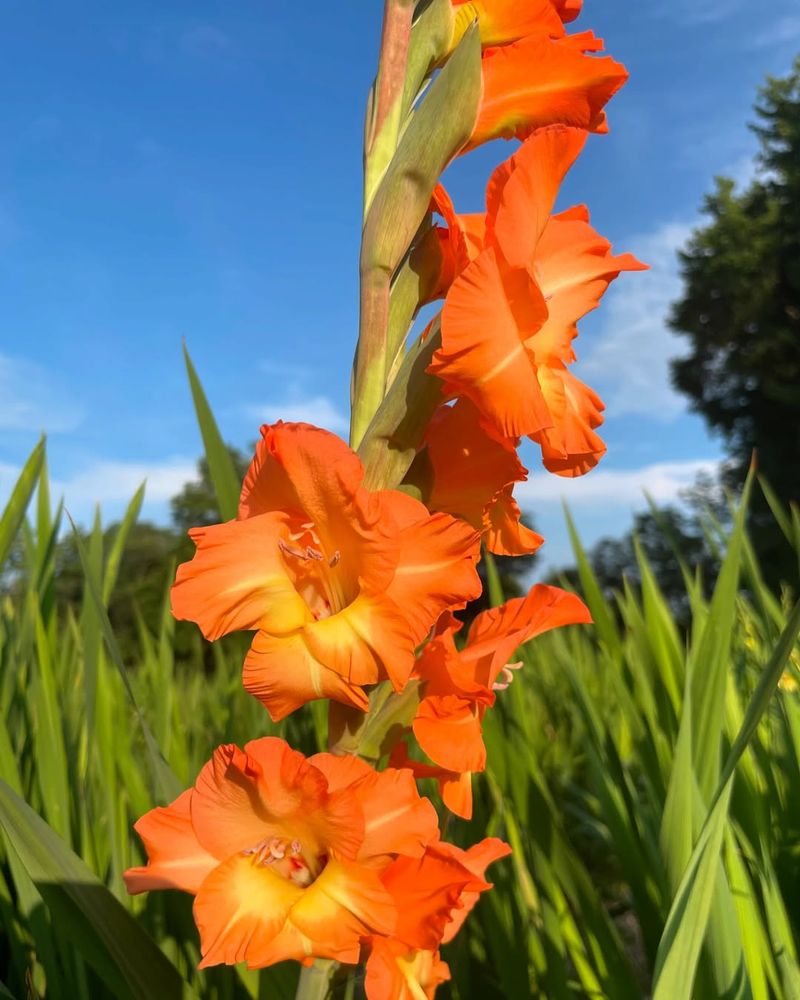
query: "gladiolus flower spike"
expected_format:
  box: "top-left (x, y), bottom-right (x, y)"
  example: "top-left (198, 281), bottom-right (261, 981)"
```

top-left (126, 0), bottom-right (643, 995)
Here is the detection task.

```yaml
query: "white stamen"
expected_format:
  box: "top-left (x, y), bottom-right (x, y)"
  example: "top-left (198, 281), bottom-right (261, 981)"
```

top-left (493, 660), bottom-right (523, 692)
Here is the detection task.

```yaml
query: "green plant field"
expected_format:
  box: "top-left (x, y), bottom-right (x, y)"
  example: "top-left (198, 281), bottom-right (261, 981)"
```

top-left (1, 376), bottom-right (799, 999)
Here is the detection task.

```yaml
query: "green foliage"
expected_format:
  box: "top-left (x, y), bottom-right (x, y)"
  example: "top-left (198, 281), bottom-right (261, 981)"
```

top-left (670, 56), bottom-right (800, 590)
top-left (1, 427), bottom-right (800, 997)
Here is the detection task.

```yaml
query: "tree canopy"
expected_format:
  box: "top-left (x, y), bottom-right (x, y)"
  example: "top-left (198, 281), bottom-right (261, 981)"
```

top-left (669, 56), bottom-right (800, 588)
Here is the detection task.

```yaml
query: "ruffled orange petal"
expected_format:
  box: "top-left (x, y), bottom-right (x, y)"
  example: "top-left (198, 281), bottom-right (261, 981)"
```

top-left (441, 770), bottom-right (475, 819)
top-left (243, 737), bottom-right (365, 862)
top-left (311, 755), bottom-right (440, 863)
top-left (289, 860), bottom-right (396, 961)
top-left (466, 34), bottom-right (628, 152)
top-left (388, 742), bottom-right (475, 820)
top-left (124, 789), bottom-right (218, 895)
top-left (483, 486), bottom-right (543, 556)
top-left (194, 855), bottom-right (394, 969)
top-left (172, 513), bottom-right (308, 641)
top-left (243, 630), bottom-right (370, 722)
top-left (531, 205), bottom-right (648, 363)
top-left (190, 744), bottom-right (282, 860)
top-left (430, 246), bottom-right (551, 438)
top-left (381, 846), bottom-right (485, 950)
top-left (356, 768), bottom-right (439, 862)
top-left (383, 492), bottom-right (482, 645)
top-left (190, 741), bottom-right (363, 865)
top-left (425, 399), bottom-right (526, 531)
top-left (466, 583), bottom-right (592, 684)
top-left (303, 592), bottom-right (416, 691)
top-left (239, 423), bottom-right (397, 598)
top-left (194, 852), bottom-right (304, 969)
top-left (451, 0), bottom-right (565, 48)
top-left (365, 939), bottom-right (450, 1000)
top-left (414, 696), bottom-right (486, 774)
top-left (239, 422), bottom-right (364, 528)
top-left (487, 126), bottom-right (587, 271)
top-left (532, 365), bottom-right (606, 476)
top-left (439, 838), bottom-right (512, 944)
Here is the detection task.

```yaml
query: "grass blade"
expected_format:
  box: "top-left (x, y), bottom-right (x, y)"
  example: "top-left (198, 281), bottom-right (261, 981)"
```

top-left (0, 778), bottom-right (193, 1000)
top-left (182, 344), bottom-right (240, 521)
top-left (0, 437), bottom-right (45, 568)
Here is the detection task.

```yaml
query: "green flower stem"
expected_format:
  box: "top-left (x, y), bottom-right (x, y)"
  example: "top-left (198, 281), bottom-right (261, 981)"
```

top-left (294, 959), bottom-right (338, 1000)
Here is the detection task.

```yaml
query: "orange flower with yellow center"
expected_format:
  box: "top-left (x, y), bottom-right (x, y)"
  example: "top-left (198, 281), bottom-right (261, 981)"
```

top-left (124, 737), bottom-right (441, 969)
top-left (172, 422), bottom-right (481, 720)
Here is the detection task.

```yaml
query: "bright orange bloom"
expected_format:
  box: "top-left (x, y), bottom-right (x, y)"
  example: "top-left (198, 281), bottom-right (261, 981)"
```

top-left (464, 32), bottom-right (628, 153)
top-left (124, 737), bottom-right (440, 969)
top-left (172, 422), bottom-right (481, 720)
top-left (364, 838), bottom-right (511, 999)
top-left (429, 127), bottom-right (645, 476)
top-left (450, 0), bottom-right (566, 49)
top-left (422, 398), bottom-right (542, 556)
top-left (412, 586), bottom-right (591, 817)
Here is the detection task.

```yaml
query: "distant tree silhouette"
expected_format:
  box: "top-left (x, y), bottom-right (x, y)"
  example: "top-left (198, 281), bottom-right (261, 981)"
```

top-left (669, 56), bottom-right (800, 589)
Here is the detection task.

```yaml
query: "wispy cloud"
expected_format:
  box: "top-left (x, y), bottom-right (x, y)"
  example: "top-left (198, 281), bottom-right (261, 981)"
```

top-left (752, 14), bottom-right (800, 49)
top-left (0, 353), bottom-right (84, 433)
top-left (579, 220), bottom-right (694, 422)
top-left (246, 362), bottom-right (349, 435)
top-left (518, 459), bottom-right (718, 507)
top-left (0, 455), bottom-right (197, 527)
top-left (246, 395), bottom-right (349, 435)
top-left (54, 458), bottom-right (197, 507)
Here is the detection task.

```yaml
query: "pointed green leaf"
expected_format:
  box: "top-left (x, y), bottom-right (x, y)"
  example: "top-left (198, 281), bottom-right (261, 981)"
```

top-left (653, 597), bottom-right (800, 999)
top-left (183, 343), bottom-right (240, 521)
top-left (0, 437), bottom-right (45, 568)
top-left (0, 779), bottom-right (193, 1000)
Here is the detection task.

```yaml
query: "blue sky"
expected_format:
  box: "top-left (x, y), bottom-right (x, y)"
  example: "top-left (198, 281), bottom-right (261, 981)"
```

top-left (1, 1), bottom-right (799, 570)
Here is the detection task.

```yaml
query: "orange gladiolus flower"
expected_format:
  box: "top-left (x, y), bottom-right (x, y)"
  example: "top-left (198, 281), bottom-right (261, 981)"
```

top-left (429, 127), bottom-right (645, 476)
top-left (364, 838), bottom-right (511, 999)
top-left (124, 737), bottom-right (441, 969)
top-left (421, 397), bottom-right (542, 556)
top-left (412, 586), bottom-right (591, 817)
top-left (172, 422), bottom-right (481, 720)
top-left (464, 32), bottom-right (628, 153)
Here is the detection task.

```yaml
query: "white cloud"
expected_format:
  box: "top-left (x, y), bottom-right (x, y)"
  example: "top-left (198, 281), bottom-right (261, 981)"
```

top-left (0, 353), bottom-right (84, 433)
top-left (246, 395), bottom-right (349, 435)
top-left (517, 459), bottom-right (719, 507)
top-left (579, 220), bottom-right (694, 421)
top-left (0, 455), bottom-right (198, 529)
top-left (53, 458), bottom-right (197, 507)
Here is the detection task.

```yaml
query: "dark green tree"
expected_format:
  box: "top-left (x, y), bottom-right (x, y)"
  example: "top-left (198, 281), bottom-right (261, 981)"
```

top-left (669, 56), bottom-right (800, 588)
